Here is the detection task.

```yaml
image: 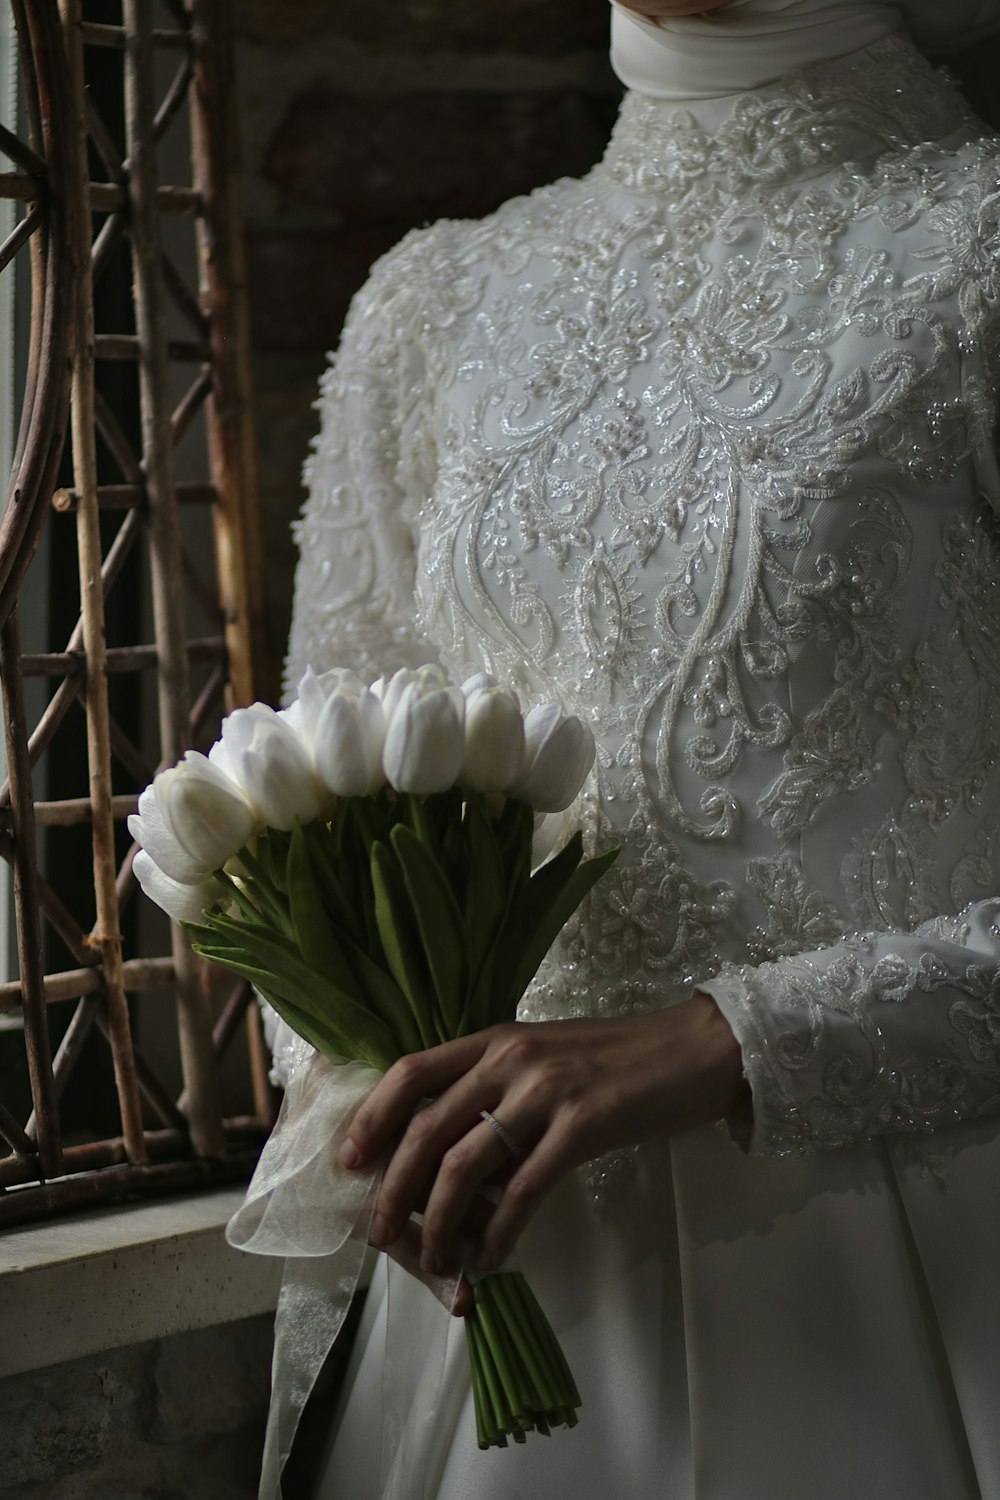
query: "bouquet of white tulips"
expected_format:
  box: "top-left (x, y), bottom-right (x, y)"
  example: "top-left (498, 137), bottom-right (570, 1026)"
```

top-left (131, 663), bottom-right (618, 1452)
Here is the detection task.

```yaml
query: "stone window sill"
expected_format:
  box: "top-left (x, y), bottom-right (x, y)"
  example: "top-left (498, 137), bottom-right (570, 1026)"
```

top-left (0, 1187), bottom-right (281, 1378)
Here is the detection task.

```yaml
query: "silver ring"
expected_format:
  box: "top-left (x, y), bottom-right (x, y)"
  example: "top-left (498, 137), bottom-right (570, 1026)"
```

top-left (479, 1109), bottom-right (524, 1160)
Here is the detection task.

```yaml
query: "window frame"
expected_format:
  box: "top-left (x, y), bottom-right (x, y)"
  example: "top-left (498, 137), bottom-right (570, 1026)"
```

top-left (0, 0), bottom-right (275, 1227)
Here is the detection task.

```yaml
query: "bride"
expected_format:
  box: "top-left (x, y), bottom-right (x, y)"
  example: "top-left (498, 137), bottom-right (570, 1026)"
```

top-left (274, 1), bottom-right (1000, 1495)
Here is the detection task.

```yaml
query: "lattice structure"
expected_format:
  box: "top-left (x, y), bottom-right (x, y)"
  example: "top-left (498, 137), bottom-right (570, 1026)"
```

top-left (0, 0), bottom-right (275, 1225)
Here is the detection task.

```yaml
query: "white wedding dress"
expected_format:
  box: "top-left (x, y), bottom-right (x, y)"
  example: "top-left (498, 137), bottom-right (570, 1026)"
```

top-left (276, 5), bottom-right (1000, 1496)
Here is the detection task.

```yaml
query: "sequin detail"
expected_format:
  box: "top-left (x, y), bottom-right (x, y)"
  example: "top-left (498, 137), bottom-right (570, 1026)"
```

top-left (284, 36), bottom-right (1000, 1165)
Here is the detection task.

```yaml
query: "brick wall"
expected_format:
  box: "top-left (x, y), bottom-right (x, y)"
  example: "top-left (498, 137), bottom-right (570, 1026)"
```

top-left (234, 0), bottom-right (623, 672)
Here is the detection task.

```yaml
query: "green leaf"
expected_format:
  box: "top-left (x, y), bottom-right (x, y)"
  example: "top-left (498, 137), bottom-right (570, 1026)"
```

top-left (495, 798), bottom-right (535, 888)
top-left (462, 797), bottom-right (508, 985)
top-left (457, 822), bottom-right (531, 1034)
top-left (213, 869), bottom-right (277, 930)
top-left (189, 939), bottom-right (350, 1050)
top-left (428, 787), bottom-right (463, 838)
top-left (343, 937), bottom-right (426, 1057)
top-left (399, 790), bottom-right (440, 858)
top-left (349, 793), bottom-right (394, 856)
top-left (391, 823), bottom-right (468, 1038)
top-left (197, 909), bottom-right (400, 1067)
top-left (232, 841), bottom-right (294, 937)
top-left (254, 829), bottom-right (288, 892)
top-left (527, 831), bottom-right (586, 917)
top-left (198, 907), bottom-right (301, 960)
top-left (504, 844), bottom-right (621, 1010)
top-left (441, 816), bottom-right (466, 901)
top-left (193, 947), bottom-right (379, 1066)
top-left (180, 917), bottom-right (235, 949)
top-left (301, 820), bottom-right (358, 933)
top-left (371, 841), bottom-right (437, 1048)
top-left (459, 926), bottom-right (503, 1034)
top-left (286, 820), bottom-right (357, 986)
top-left (337, 800), bottom-right (387, 956)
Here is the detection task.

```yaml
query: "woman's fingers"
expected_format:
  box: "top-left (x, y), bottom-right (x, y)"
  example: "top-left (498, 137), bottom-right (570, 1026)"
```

top-left (339, 1032), bottom-right (489, 1169)
top-left (372, 1069), bottom-right (526, 1250)
top-left (476, 1122), bottom-right (580, 1273)
top-left (341, 1004), bottom-right (742, 1278)
top-left (417, 1116), bottom-right (534, 1275)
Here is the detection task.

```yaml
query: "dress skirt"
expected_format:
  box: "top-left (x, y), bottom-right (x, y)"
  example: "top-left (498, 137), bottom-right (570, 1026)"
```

top-left (316, 1121), bottom-right (1000, 1499)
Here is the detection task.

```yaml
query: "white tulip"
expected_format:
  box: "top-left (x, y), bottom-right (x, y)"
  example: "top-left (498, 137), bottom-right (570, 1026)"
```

top-left (461, 671), bottom-right (496, 697)
top-left (278, 666), bottom-right (386, 798)
top-left (313, 686), bottom-right (387, 797)
top-left (128, 782), bottom-right (208, 886)
top-left (531, 807), bottom-right (577, 870)
top-left (212, 704), bottom-right (325, 830)
top-left (280, 666), bottom-right (366, 746)
top-left (134, 850), bottom-right (224, 925)
top-left (159, 753), bottom-right (257, 871)
top-left (382, 676), bottom-right (466, 794)
top-left (375, 664), bottom-right (452, 723)
top-left (461, 675), bottom-right (525, 793)
top-left (510, 703), bottom-right (596, 812)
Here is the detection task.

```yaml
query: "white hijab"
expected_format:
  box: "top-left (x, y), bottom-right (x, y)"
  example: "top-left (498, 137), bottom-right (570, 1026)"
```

top-left (610, 0), bottom-right (1000, 100)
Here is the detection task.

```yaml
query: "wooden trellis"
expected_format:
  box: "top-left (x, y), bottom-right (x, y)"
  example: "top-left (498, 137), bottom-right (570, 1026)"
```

top-left (0, 0), bottom-right (275, 1225)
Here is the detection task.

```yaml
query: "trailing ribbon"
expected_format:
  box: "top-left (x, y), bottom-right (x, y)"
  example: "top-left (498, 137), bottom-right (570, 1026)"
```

top-left (227, 1053), bottom-right (383, 1499)
top-left (227, 1051), bottom-right (465, 1500)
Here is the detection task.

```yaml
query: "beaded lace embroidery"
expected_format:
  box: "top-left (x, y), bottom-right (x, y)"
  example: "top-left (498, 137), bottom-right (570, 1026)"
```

top-left (285, 35), bottom-right (1000, 1160)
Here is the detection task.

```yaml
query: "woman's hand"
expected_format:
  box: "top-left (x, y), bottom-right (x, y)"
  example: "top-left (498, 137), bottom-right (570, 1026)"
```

top-left (338, 992), bottom-right (747, 1286)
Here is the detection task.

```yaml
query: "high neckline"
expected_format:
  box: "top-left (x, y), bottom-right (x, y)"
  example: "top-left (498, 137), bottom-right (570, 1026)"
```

top-left (609, 0), bottom-right (1000, 104)
top-left (600, 33), bottom-right (971, 201)
top-left (610, 0), bottom-right (900, 104)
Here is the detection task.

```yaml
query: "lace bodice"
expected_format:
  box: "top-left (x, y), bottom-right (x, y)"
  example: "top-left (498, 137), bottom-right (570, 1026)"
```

top-left (285, 34), bottom-right (1000, 1157)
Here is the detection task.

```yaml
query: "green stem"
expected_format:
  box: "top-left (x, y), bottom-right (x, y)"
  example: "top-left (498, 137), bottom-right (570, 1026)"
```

top-left (466, 1325), bottom-right (493, 1450)
top-left (466, 1312), bottom-right (508, 1446)
top-left (214, 868), bottom-right (270, 927)
top-left (406, 791), bottom-right (439, 856)
top-left (512, 1274), bottom-right (581, 1405)
top-left (230, 845), bottom-right (293, 936)
top-left (474, 1281), bottom-right (530, 1426)
top-left (488, 1273), bottom-right (559, 1411)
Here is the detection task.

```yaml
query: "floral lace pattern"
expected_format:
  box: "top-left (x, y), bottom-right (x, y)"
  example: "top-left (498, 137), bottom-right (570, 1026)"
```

top-left (710, 901), bottom-right (1000, 1155)
top-left (285, 35), bottom-right (1000, 1157)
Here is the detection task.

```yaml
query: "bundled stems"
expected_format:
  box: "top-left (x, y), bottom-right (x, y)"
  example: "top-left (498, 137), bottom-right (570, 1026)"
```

top-left (464, 1272), bottom-right (580, 1447)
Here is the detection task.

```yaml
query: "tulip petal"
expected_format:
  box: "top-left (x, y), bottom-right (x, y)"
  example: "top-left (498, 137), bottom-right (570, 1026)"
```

top-left (134, 850), bottom-right (223, 923)
top-left (156, 753), bottom-right (257, 872)
top-left (383, 682), bottom-right (465, 794)
top-left (313, 689), bottom-right (386, 797)
top-left (225, 711), bottom-right (324, 829)
top-left (512, 705), bottom-right (595, 812)
top-left (462, 683), bottom-right (525, 793)
top-left (128, 784), bottom-right (208, 885)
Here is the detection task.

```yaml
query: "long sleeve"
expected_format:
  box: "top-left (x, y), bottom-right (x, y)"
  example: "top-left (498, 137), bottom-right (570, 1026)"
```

top-left (283, 236), bottom-right (441, 699)
top-left (707, 901), bottom-right (1000, 1155)
top-left (698, 311), bottom-right (1000, 1155)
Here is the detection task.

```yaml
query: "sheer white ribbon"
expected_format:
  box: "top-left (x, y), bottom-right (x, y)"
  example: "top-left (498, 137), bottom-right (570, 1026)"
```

top-left (227, 1055), bottom-right (383, 1497)
top-left (610, 0), bottom-right (1000, 100)
top-left (227, 1053), bottom-right (466, 1500)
